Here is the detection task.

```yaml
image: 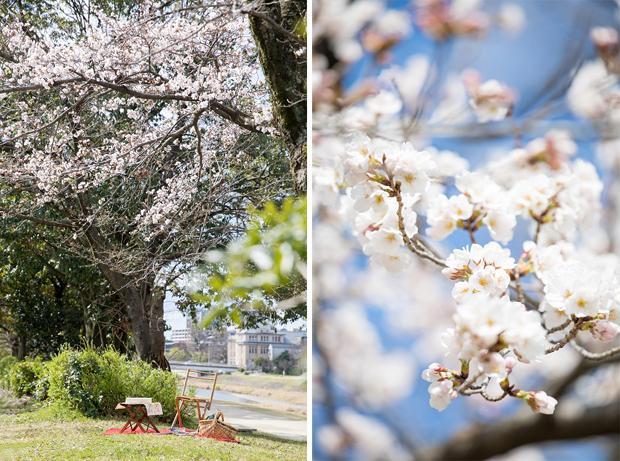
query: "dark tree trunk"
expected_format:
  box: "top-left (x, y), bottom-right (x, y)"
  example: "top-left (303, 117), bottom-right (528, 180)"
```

top-left (111, 305), bottom-right (131, 355)
top-left (122, 285), bottom-right (169, 370)
top-left (248, 0), bottom-right (307, 193)
top-left (147, 292), bottom-right (169, 370)
top-left (81, 225), bottom-right (169, 369)
top-left (10, 335), bottom-right (19, 357)
top-left (17, 334), bottom-right (26, 360)
top-left (98, 265), bottom-right (169, 370)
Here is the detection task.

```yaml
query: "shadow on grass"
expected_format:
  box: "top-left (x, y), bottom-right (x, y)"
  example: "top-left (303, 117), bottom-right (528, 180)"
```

top-left (0, 388), bottom-right (32, 415)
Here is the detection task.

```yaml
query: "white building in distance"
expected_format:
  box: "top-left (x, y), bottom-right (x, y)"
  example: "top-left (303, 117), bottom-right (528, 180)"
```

top-left (227, 326), bottom-right (307, 369)
top-left (168, 328), bottom-right (192, 343)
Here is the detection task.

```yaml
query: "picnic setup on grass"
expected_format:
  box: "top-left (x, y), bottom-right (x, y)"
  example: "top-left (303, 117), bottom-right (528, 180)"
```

top-left (104, 369), bottom-right (239, 443)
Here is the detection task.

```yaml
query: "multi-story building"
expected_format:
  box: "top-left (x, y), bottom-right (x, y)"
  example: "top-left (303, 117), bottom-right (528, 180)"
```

top-left (169, 327), bottom-right (192, 343)
top-left (227, 326), bottom-right (307, 369)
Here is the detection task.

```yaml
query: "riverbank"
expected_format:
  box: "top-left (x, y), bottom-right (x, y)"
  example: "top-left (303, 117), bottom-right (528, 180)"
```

top-left (175, 370), bottom-right (307, 417)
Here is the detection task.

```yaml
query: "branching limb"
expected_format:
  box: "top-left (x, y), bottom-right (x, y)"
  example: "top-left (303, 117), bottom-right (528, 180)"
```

top-left (0, 78), bottom-right (83, 94)
top-left (0, 76), bottom-right (261, 133)
top-left (416, 400), bottom-right (620, 461)
top-left (570, 340), bottom-right (620, 361)
top-left (456, 370), bottom-right (483, 394)
top-left (391, 182), bottom-right (447, 268)
top-left (1, 211), bottom-right (76, 229)
top-left (243, 9), bottom-right (305, 46)
top-left (546, 318), bottom-right (588, 353)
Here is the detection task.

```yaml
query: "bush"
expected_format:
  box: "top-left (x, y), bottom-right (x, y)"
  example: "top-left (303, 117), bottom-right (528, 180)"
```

top-left (0, 355), bottom-right (17, 389)
top-left (45, 347), bottom-right (177, 419)
top-left (8, 358), bottom-right (45, 397)
top-left (46, 348), bottom-right (107, 416)
top-left (253, 357), bottom-right (274, 373)
top-left (123, 358), bottom-right (177, 419)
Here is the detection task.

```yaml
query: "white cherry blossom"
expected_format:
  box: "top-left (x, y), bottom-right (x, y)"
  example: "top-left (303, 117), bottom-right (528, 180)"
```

top-left (428, 379), bottom-right (457, 411)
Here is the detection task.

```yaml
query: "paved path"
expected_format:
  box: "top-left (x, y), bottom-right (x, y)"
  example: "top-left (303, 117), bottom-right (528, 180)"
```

top-left (195, 388), bottom-right (307, 441)
top-left (212, 400), bottom-right (307, 441)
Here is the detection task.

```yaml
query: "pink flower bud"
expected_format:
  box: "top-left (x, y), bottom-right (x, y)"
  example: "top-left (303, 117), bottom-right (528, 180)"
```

top-left (526, 391), bottom-right (558, 415)
top-left (591, 27), bottom-right (619, 49)
top-left (421, 362), bottom-right (446, 382)
top-left (504, 356), bottom-right (517, 372)
top-left (590, 320), bottom-right (620, 342)
top-left (591, 27), bottom-right (620, 65)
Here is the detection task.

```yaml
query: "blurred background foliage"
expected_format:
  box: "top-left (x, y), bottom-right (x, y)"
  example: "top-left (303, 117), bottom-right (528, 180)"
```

top-left (192, 196), bottom-right (307, 328)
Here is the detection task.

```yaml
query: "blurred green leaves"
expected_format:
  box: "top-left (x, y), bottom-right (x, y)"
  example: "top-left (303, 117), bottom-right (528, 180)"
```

top-left (193, 196), bottom-right (307, 328)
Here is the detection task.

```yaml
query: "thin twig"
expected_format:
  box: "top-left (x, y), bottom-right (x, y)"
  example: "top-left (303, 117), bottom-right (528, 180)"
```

top-left (546, 321), bottom-right (583, 354)
top-left (391, 182), bottom-right (447, 268)
top-left (456, 371), bottom-right (483, 394)
top-left (545, 317), bottom-right (573, 335)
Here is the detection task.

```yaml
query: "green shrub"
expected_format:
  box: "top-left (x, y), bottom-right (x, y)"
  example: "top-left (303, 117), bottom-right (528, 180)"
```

top-left (46, 348), bottom-right (106, 416)
top-left (33, 373), bottom-right (49, 401)
top-left (0, 355), bottom-right (17, 388)
top-left (8, 358), bottom-right (45, 397)
top-left (167, 347), bottom-right (190, 361)
top-left (125, 359), bottom-right (177, 419)
top-left (46, 347), bottom-right (177, 419)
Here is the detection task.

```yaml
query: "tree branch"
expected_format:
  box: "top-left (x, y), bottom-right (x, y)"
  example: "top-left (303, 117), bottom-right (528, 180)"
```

top-left (0, 78), bottom-right (83, 94)
top-left (546, 354), bottom-right (620, 398)
top-left (3, 212), bottom-right (76, 229)
top-left (571, 340), bottom-right (620, 361)
top-left (417, 401), bottom-right (620, 461)
top-left (0, 77), bottom-right (261, 133)
top-left (243, 9), bottom-right (305, 46)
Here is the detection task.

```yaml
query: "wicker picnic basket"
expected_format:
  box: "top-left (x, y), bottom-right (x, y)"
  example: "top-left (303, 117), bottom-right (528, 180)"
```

top-left (198, 411), bottom-right (238, 441)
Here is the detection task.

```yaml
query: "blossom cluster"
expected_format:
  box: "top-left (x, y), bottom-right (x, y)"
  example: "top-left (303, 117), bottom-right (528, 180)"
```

top-left (525, 241), bottom-right (620, 326)
top-left (335, 126), bottom-right (620, 413)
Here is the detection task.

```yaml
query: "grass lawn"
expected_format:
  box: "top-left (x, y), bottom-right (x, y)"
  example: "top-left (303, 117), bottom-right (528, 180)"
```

top-left (0, 400), bottom-right (306, 461)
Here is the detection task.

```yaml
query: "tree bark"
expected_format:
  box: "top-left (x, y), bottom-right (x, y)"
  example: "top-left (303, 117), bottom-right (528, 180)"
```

top-left (416, 402), bottom-right (620, 461)
top-left (97, 264), bottom-right (169, 370)
top-left (17, 334), bottom-right (26, 360)
top-left (248, 0), bottom-right (307, 193)
top-left (146, 287), bottom-right (169, 371)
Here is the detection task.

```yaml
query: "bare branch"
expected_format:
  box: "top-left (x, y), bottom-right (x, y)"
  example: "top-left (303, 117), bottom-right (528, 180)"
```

top-left (571, 340), bottom-right (620, 361)
top-left (416, 401), bottom-right (620, 461)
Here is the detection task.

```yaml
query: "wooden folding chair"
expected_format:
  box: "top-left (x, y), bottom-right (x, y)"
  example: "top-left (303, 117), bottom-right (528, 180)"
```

top-left (171, 369), bottom-right (218, 431)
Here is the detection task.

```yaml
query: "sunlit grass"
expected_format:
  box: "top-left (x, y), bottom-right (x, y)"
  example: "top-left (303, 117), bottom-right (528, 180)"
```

top-left (0, 402), bottom-right (306, 461)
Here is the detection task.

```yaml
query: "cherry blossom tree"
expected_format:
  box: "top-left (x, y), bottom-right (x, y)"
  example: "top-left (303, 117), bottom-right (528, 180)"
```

top-left (0, 0), bottom-right (302, 369)
top-left (313, 1), bottom-right (620, 460)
